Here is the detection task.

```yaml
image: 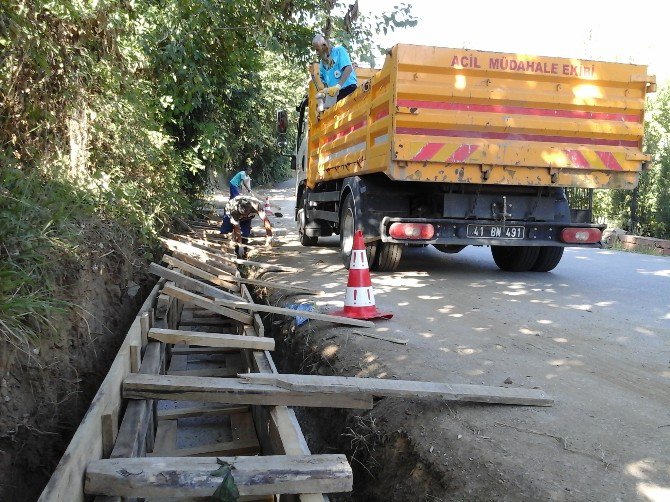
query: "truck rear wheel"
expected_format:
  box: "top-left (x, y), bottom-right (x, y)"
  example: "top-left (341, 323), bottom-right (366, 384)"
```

top-left (491, 246), bottom-right (541, 272)
top-left (340, 193), bottom-right (377, 268)
top-left (531, 246), bottom-right (564, 272)
top-left (373, 242), bottom-right (403, 272)
top-left (297, 196), bottom-right (319, 246)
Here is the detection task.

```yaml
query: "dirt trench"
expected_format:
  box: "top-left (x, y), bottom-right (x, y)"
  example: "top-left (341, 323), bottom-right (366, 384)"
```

top-left (258, 292), bottom-right (546, 502)
top-left (0, 224), bottom-right (154, 502)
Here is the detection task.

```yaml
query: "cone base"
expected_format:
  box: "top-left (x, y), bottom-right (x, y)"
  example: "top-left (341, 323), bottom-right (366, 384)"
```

top-left (329, 306), bottom-right (393, 321)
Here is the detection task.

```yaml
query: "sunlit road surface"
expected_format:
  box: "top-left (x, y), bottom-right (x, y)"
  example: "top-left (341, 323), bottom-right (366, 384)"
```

top-left (252, 181), bottom-right (670, 501)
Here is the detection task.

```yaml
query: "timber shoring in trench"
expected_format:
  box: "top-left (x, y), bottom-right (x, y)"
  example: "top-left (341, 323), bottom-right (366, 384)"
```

top-left (40, 222), bottom-right (554, 501)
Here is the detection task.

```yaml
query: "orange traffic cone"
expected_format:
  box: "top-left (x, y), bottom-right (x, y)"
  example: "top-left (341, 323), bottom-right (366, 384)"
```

top-left (330, 230), bottom-right (393, 321)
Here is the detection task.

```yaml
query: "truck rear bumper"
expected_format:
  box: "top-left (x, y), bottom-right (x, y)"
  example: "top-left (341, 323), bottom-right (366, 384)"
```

top-left (380, 217), bottom-right (606, 248)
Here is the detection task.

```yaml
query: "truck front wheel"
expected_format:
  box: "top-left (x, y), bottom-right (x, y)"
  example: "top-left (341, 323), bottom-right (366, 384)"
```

top-left (531, 246), bottom-right (564, 272)
top-left (340, 193), bottom-right (377, 268)
top-left (298, 197), bottom-right (318, 246)
top-left (491, 246), bottom-right (541, 272)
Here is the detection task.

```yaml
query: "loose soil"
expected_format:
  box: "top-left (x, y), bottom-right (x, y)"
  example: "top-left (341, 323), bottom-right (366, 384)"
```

top-left (243, 181), bottom-right (670, 502)
top-left (0, 221), bottom-right (154, 501)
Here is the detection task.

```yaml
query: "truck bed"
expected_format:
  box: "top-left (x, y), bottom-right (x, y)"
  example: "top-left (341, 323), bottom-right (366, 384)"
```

top-left (307, 44), bottom-right (654, 190)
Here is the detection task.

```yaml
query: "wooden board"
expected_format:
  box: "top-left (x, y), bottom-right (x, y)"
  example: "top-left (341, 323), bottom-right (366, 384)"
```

top-left (149, 328), bottom-right (274, 351)
top-left (110, 342), bottom-right (165, 459)
top-left (149, 263), bottom-right (240, 301)
top-left (162, 284), bottom-right (253, 325)
top-left (151, 419), bottom-right (178, 455)
top-left (170, 252), bottom-right (320, 294)
top-left (84, 454), bottom-right (353, 498)
top-left (157, 405), bottom-right (249, 420)
top-left (161, 254), bottom-right (239, 292)
top-left (170, 438), bottom-right (260, 457)
top-left (123, 374), bottom-right (373, 409)
top-left (215, 300), bottom-right (375, 328)
top-left (168, 367), bottom-right (240, 377)
top-left (239, 374), bottom-right (554, 407)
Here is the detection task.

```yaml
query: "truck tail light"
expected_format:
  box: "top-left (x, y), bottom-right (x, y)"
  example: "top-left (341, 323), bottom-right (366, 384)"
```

top-left (389, 222), bottom-right (435, 240)
top-left (560, 227), bottom-right (601, 244)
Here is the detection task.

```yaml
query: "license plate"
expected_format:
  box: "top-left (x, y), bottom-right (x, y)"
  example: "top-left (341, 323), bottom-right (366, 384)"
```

top-left (467, 224), bottom-right (525, 239)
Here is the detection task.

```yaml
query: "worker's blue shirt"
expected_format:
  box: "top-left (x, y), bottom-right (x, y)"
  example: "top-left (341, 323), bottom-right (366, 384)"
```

top-left (319, 45), bottom-right (357, 88)
top-left (230, 170), bottom-right (248, 188)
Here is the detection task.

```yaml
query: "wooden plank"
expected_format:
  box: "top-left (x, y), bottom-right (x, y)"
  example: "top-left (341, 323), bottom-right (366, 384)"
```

top-left (173, 235), bottom-right (299, 272)
top-left (151, 420), bottom-right (178, 455)
top-left (171, 252), bottom-right (319, 294)
top-left (123, 374), bottom-right (373, 409)
top-left (38, 281), bottom-right (163, 502)
top-left (231, 412), bottom-right (257, 442)
top-left (170, 249), bottom-right (237, 276)
top-left (157, 405), bottom-right (249, 420)
top-left (215, 300), bottom-right (375, 329)
top-left (170, 438), bottom-right (259, 457)
top-left (240, 285), bottom-right (265, 337)
top-left (140, 311), bottom-right (151, 348)
top-left (149, 328), bottom-right (275, 351)
top-left (155, 293), bottom-right (172, 320)
top-left (170, 346), bottom-right (238, 355)
top-left (162, 254), bottom-right (239, 292)
top-left (84, 455), bottom-right (353, 498)
top-left (162, 284), bottom-right (253, 325)
top-left (149, 262), bottom-right (240, 301)
top-left (239, 374), bottom-right (554, 406)
top-left (100, 408), bottom-right (118, 459)
top-left (110, 342), bottom-right (165, 459)
top-left (168, 367), bottom-right (240, 377)
top-left (129, 344), bottom-right (140, 373)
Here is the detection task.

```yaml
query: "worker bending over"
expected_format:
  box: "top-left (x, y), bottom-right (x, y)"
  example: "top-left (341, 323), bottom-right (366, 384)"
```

top-left (220, 195), bottom-right (274, 258)
top-left (312, 34), bottom-right (358, 102)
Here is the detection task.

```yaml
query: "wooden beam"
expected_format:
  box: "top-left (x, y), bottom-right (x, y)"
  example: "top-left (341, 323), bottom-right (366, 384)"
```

top-left (171, 248), bottom-right (237, 276)
top-left (162, 284), bottom-right (253, 325)
top-left (151, 419), bottom-right (177, 456)
top-left (149, 262), bottom-right (240, 301)
top-left (169, 346), bottom-right (238, 355)
top-left (215, 300), bottom-right (375, 328)
top-left (171, 251), bottom-right (320, 294)
top-left (162, 254), bottom-right (239, 292)
top-left (149, 328), bottom-right (274, 351)
top-left (239, 374), bottom-right (554, 407)
top-left (84, 455), bottom-right (353, 498)
top-left (169, 438), bottom-right (259, 457)
top-left (168, 367), bottom-right (240, 377)
top-left (157, 405), bottom-right (249, 420)
top-left (174, 235), bottom-right (299, 272)
top-left (123, 374), bottom-right (373, 409)
top-left (110, 342), bottom-right (164, 459)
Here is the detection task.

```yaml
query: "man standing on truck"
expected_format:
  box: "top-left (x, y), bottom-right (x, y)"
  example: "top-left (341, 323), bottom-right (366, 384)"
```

top-left (228, 166), bottom-right (253, 199)
top-left (312, 34), bottom-right (358, 102)
top-left (220, 194), bottom-right (275, 258)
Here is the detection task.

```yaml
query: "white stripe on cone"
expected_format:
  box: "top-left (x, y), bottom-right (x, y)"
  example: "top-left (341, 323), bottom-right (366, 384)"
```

top-left (344, 286), bottom-right (375, 307)
top-left (349, 249), bottom-right (369, 270)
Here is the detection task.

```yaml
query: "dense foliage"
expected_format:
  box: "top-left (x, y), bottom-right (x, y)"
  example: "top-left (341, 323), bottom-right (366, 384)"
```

top-left (0, 0), bottom-right (415, 348)
top-left (593, 83), bottom-right (670, 238)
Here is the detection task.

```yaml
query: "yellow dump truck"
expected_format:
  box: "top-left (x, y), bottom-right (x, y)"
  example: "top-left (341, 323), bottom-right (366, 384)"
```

top-left (288, 44), bottom-right (655, 271)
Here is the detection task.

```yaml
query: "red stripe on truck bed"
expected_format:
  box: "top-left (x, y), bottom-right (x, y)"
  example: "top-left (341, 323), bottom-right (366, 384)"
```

top-left (396, 127), bottom-right (639, 148)
top-left (397, 99), bottom-right (642, 123)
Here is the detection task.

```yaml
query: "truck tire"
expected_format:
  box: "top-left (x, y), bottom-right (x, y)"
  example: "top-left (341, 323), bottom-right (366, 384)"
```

top-left (491, 246), bottom-right (541, 272)
top-left (340, 193), bottom-right (377, 268)
top-left (297, 198), bottom-right (318, 246)
top-left (531, 246), bottom-right (564, 272)
top-left (373, 242), bottom-right (403, 272)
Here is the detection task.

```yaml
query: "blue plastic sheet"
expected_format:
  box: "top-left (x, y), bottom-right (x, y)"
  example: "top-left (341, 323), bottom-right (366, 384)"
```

top-left (287, 303), bottom-right (314, 327)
